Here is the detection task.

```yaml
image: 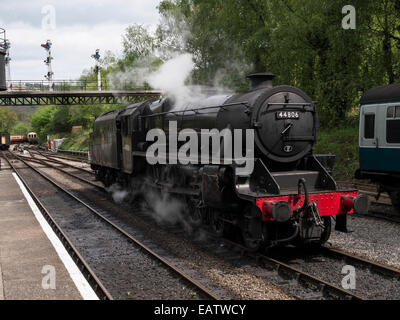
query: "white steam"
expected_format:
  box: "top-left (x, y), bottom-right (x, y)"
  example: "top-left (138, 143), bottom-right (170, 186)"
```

top-left (107, 184), bottom-right (129, 204)
top-left (107, 182), bottom-right (193, 234)
top-left (143, 189), bottom-right (192, 233)
top-left (145, 53), bottom-right (198, 107)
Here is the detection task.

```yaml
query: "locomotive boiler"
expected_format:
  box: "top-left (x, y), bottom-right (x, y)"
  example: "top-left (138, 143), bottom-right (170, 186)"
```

top-left (90, 72), bottom-right (369, 250)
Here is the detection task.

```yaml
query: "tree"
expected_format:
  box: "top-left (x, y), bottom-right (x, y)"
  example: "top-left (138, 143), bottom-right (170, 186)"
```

top-left (0, 107), bottom-right (18, 132)
top-left (12, 122), bottom-right (30, 134)
top-left (156, 0), bottom-right (387, 126)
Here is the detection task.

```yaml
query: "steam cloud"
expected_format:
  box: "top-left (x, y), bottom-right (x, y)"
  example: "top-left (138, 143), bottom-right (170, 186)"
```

top-left (108, 182), bottom-right (193, 234)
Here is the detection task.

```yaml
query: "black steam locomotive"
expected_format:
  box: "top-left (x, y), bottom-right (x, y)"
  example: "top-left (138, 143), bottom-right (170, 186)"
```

top-left (90, 73), bottom-right (368, 250)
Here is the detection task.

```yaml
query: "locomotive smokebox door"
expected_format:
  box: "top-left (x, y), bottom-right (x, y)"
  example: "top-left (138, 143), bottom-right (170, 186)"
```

top-left (250, 87), bottom-right (317, 164)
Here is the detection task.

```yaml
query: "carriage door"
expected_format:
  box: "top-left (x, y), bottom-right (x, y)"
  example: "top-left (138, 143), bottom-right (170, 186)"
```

top-left (359, 105), bottom-right (379, 171)
top-left (384, 105), bottom-right (400, 172)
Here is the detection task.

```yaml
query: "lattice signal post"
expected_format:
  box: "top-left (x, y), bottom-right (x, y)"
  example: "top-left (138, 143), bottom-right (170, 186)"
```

top-left (41, 40), bottom-right (54, 91)
top-left (0, 28), bottom-right (11, 91)
top-left (91, 49), bottom-right (101, 91)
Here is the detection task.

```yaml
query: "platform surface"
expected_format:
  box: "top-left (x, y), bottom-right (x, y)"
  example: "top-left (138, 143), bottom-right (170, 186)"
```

top-left (0, 163), bottom-right (83, 300)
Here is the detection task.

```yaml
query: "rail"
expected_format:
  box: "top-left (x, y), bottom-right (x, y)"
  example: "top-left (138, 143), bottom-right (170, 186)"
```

top-left (57, 149), bottom-right (89, 159)
top-left (8, 151), bottom-right (219, 300)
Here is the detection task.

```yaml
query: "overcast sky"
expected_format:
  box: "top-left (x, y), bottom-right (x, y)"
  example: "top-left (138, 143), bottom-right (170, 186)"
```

top-left (0, 0), bottom-right (162, 80)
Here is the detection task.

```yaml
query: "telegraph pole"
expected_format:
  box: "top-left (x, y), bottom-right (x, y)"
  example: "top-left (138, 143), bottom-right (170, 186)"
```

top-left (91, 49), bottom-right (101, 91)
top-left (41, 40), bottom-right (54, 91)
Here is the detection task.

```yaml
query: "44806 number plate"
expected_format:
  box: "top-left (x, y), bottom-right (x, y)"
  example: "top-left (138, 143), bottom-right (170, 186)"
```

top-left (276, 111), bottom-right (300, 120)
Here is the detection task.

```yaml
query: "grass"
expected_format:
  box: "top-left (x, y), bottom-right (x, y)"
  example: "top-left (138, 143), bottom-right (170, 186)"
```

top-left (58, 129), bottom-right (91, 151)
top-left (314, 126), bottom-right (359, 180)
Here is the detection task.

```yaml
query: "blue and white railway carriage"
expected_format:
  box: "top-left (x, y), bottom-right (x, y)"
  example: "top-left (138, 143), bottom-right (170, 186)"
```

top-left (356, 83), bottom-right (400, 211)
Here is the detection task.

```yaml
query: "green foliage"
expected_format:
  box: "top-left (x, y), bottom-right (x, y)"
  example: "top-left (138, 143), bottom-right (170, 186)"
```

top-left (314, 126), bottom-right (359, 179)
top-left (58, 129), bottom-right (92, 151)
top-left (81, 24), bottom-right (163, 90)
top-left (31, 104), bottom-right (120, 142)
top-left (156, 0), bottom-right (400, 127)
top-left (0, 107), bottom-right (18, 132)
top-left (31, 105), bottom-right (57, 140)
top-left (11, 122), bottom-right (30, 134)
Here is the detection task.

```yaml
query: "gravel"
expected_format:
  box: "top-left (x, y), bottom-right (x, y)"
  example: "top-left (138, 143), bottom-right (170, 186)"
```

top-left (329, 213), bottom-right (400, 270)
top-left (28, 159), bottom-right (292, 300)
top-left (14, 161), bottom-right (211, 300)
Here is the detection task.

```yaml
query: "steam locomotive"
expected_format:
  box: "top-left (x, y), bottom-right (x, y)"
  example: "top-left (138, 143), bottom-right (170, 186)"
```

top-left (90, 73), bottom-right (369, 250)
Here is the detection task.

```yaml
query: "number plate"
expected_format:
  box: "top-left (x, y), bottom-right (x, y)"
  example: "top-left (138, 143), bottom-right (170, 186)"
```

top-left (276, 111), bottom-right (300, 120)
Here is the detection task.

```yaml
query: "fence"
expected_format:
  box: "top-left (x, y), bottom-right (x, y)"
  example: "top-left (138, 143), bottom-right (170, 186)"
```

top-left (6, 79), bottom-right (149, 92)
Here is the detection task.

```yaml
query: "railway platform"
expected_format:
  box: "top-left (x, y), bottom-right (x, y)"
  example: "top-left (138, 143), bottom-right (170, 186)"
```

top-left (0, 160), bottom-right (86, 300)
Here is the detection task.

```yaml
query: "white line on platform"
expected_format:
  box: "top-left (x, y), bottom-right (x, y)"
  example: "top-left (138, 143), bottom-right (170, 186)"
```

top-left (12, 172), bottom-right (99, 300)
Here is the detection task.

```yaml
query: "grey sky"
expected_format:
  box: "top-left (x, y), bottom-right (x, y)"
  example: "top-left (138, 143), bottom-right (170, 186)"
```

top-left (0, 0), bottom-right (162, 80)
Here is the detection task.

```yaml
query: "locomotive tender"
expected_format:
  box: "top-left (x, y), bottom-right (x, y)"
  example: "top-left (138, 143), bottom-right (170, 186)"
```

top-left (90, 73), bottom-right (368, 250)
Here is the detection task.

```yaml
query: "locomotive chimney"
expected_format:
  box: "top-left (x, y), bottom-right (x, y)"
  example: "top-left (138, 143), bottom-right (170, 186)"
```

top-left (247, 72), bottom-right (275, 90)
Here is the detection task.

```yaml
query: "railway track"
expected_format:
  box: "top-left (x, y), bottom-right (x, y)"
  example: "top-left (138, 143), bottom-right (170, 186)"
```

top-left (16, 150), bottom-right (104, 192)
top-left (8, 150), bottom-right (400, 300)
top-left (2, 151), bottom-right (112, 300)
top-left (3, 151), bottom-right (220, 300)
top-left (35, 148), bottom-right (89, 163)
top-left (32, 149), bottom-right (93, 175)
top-left (198, 232), bottom-right (400, 300)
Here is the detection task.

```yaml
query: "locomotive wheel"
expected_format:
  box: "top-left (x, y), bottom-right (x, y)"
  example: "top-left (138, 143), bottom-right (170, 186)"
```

top-left (389, 191), bottom-right (400, 213)
top-left (211, 210), bottom-right (224, 237)
top-left (186, 197), bottom-right (203, 228)
top-left (241, 206), bottom-right (263, 252)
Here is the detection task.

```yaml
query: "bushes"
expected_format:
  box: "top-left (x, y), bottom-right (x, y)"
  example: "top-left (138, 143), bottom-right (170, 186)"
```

top-left (11, 122), bottom-right (31, 134)
top-left (0, 106), bottom-right (18, 132)
top-left (314, 126), bottom-right (359, 180)
top-left (31, 104), bottom-right (121, 143)
top-left (57, 130), bottom-right (91, 151)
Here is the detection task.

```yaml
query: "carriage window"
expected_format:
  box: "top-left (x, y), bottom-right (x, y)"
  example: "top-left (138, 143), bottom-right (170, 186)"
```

top-left (388, 106), bottom-right (395, 118)
top-left (387, 120), bottom-right (400, 143)
top-left (364, 114), bottom-right (375, 139)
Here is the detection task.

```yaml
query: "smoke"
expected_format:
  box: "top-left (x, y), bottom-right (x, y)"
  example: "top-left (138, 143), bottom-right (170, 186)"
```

top-left (107, 184), bottom-right (129, 204)
top-left (144, 53), bottom-right (196, 107)
top-left (142, 188), bottom-right (193, 233)
top-left (107, 181), bottom-right (194, 234)
top-left (107, 22), bottom-right (253, 107)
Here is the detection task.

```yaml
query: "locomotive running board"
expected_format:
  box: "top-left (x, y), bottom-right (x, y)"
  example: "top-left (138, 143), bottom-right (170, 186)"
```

top-left (235, 159), bottom-right (280, 200)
